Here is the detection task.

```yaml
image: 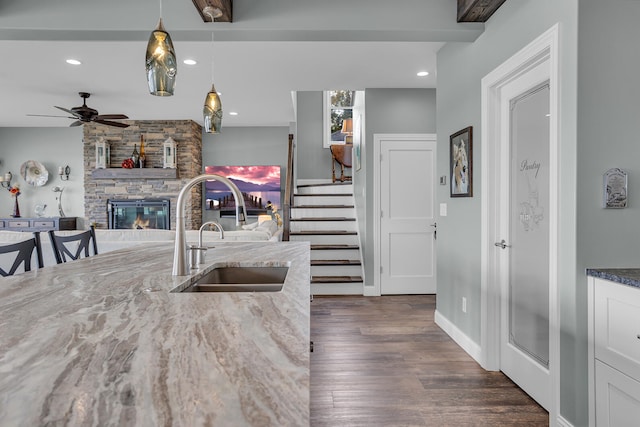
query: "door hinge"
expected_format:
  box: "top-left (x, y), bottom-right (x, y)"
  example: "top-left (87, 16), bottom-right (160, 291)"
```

top-left (380, 210), bottom-right (384, 218)
top-left (380, 153), bottom-right (384, 162)
top-left (380, 266), bottom-right (383, 274)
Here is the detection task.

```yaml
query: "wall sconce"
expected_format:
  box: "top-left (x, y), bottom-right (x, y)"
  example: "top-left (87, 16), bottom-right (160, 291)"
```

top-left (341, 118), bottom-right (353, 143)
top-left (0, 171), bottom-right (12, 189)
top-left (58, 165), bottom-right (70, 181)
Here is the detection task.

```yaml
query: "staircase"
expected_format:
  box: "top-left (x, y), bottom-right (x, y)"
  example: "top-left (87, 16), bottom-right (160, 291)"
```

top-left (289, 180), bottom-right (364, 295)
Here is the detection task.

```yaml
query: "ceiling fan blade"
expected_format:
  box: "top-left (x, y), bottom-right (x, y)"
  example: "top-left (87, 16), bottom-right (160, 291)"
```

top-left (94, 119), bottom-right (130, 128)
top-left (27, 114), bottom-right (75, 118)
top-left (55, 106), bottom-right (83, 118)
top-left (69, 120), bottom-right (84, 127)
top-left (95, 114), bottom-right (129, 120)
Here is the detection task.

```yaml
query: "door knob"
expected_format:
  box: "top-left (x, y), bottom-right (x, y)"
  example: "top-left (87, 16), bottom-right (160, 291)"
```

top-left (494, 239), bottom-right (511, 249)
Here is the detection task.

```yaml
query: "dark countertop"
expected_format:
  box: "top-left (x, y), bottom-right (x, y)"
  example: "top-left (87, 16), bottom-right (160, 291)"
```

top-left (586, 268), bottom-right (640, 289)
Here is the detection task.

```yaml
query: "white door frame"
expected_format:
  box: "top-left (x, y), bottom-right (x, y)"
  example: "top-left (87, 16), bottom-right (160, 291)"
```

top-left (480, 24), bottom-right (559, 419)
top-left (369, 133), bottom-right (436, 297)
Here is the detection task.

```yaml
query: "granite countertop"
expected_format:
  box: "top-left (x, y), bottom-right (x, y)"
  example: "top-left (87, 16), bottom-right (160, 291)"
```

top-left (587, 268), bottom-right (640, 289)
top-left (0, 241), bottom-right (310, 426)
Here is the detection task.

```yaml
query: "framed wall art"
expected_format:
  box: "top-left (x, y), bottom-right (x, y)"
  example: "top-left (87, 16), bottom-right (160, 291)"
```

top-left (450, 126), bottom-right (473, 197)
top-left (603, 167), bottom-right (627, 208)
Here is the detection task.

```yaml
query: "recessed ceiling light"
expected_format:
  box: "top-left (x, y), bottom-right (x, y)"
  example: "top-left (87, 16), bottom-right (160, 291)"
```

top-left (183, 59), bottom-right (197, 65)
top-left (229, 112), bottom-right (238, 116)
top-left (66, 59), bottom-right (82, 65)
top-left (417, 71), bottom-right (429, 77)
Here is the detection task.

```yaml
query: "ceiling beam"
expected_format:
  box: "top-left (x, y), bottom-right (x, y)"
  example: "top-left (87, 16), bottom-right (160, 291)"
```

top-left (192, 0), bottom-right (233, 23)
top-left (457, 0), bottom-right (507, 22)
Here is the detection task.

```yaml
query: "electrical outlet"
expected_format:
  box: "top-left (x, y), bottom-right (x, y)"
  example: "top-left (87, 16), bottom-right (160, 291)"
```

top-left (462, 297), bottom-right (467, 313)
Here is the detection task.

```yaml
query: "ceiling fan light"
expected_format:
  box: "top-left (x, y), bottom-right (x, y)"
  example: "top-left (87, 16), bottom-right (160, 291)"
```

top-left (203, 84), bottom-right (223, 133)
top-left (145, 18), bottom-right (177, 96)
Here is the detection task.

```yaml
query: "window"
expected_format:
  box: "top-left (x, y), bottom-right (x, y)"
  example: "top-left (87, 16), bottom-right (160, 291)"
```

top-left (323, 90), bottom-right (355, 148)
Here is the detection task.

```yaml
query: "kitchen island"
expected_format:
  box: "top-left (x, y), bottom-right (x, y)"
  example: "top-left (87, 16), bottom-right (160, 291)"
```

top-left (0, 241), bottom-right (310, 426)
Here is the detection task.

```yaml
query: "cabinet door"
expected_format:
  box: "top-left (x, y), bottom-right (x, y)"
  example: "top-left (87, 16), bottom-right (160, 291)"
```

top-left (596, 360), bottom-right (640, 426)
top-left (594, 278), bottom-right (640, 380)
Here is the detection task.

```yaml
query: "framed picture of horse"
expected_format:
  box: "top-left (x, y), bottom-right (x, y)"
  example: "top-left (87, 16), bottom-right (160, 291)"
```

top-left (450, 126), bottom-right (473, 197)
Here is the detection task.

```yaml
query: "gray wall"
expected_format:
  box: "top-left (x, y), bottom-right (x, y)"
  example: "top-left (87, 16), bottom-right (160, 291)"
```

top-left (361, 89), bottom-right (437, 288)
top-left (201, 126), bottom-right (290, 228)
top-left (436, 0), bottom-right (579, 424)
top-left (0, 127), bottom-right (85, 222)
top-left (295, 92), bottom-right (334, 181)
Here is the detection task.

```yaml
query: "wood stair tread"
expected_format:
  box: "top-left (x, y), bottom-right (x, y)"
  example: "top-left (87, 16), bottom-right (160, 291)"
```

top-left (291, 231), bottom-right (357, 236)
top-left (294, 193), bottom-right (353, 197)
top-left (311, 260), bottom-right (361, 266)
top-left (297, 183), bottom-right (352, 188)
top-left (293, 205), bottom-right (354, 209)
top-left (311, 244), bottom-right (360, 250)
top-left (311, 276), bottom-right (363, 283)
top-left (291, 217), bottom-right (355, 221)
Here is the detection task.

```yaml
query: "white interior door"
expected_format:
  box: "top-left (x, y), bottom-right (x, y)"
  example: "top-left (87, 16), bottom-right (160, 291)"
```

top-left (497, 63), bottom-right (551, 410)
top-left (379, 136), bottom-right (436, 295)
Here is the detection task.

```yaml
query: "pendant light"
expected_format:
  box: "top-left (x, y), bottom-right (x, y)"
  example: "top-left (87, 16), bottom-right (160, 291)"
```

top-left (203, 13), bottom-right (223, 133)
top-left (145, 0), bottom-right (177, 96)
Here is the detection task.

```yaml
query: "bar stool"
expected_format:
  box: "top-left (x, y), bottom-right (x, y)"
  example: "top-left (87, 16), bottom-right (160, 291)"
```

top-left (0, 232), bottom-right (44, 276)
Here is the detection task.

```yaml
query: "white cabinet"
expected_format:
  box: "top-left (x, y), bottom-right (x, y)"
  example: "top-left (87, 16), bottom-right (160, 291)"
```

top-left (588, 275), bottom-right (640, 426)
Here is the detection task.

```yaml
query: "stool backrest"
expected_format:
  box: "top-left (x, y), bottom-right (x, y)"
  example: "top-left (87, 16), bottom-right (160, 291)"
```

top-left (48, 226), bottom-right (98, 264)
top-left (0, 232), bottom-right (43, 276)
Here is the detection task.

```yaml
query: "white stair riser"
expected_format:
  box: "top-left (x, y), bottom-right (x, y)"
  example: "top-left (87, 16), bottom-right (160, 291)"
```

top-left (297, 185), bottom-right (353, 195)
top-left (289, 234), bottom-right (359, 245)
top-left (290, 221), bottom-right (357, 232)
top-left (294, 195), bottom-right (353, 206)
top-left (311, 249), bottom-right (361, 260)
top-left (311, 265), bottom-right (363, 276)
top-left (291, 208), bottom-right (355, 218)
top-left (311, 282), bottom-right (363, 295)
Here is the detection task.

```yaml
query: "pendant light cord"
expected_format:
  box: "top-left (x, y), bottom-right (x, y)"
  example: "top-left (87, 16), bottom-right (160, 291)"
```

top-left (211, 32), bottom-right (215, 83)
top-left (159, 0), bottom-right (163, 19)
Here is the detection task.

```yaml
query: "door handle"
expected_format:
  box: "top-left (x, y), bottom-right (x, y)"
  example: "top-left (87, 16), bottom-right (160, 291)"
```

top-left (431, 222), bottom-right (437, 240)
top-left (494, 239), bottom-right (511, 249)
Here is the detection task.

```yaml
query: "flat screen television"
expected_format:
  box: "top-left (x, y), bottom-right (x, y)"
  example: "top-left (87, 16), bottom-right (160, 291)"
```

top-left (204, 165), bottom-right (281, 216)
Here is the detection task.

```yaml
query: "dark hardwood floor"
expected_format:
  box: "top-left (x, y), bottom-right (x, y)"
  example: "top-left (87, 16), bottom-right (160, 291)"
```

top-left (310, 295), bottom-right (548, 426)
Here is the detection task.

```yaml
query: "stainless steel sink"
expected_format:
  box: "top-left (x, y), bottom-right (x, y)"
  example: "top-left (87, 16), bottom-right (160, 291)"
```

top-left (179, 266), bottom-right (289, 292)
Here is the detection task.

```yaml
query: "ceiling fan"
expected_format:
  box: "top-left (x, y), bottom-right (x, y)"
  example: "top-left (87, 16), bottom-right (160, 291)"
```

top-left (29, 92), bottom-right (130, 128)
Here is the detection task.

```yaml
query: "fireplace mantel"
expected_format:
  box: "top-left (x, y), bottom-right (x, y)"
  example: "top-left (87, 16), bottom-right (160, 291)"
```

top-left (91, 168), bottom-right (178, 179)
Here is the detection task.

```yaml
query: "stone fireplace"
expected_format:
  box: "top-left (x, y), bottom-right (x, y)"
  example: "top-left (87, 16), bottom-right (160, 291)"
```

top-left (83, 120), bottom-right (203, 230)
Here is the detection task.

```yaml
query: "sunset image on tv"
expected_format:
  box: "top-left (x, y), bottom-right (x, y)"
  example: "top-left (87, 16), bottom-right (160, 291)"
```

top-left (204, 165), bottom-right (281, 213)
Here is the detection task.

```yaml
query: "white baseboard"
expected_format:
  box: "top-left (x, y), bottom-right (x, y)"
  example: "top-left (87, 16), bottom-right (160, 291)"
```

top-left (556, 415), bottom-right (574, 427)
top-left (434, 310), bottom-right (482, 364)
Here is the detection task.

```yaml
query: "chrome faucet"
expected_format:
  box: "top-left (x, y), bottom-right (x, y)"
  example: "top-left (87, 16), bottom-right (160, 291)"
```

top-left (199, 220), bottom-right (224, 245)
top-left (192, 221), bottom-right (225, 266)
top-left (172, 174), bottom-right (246, 276)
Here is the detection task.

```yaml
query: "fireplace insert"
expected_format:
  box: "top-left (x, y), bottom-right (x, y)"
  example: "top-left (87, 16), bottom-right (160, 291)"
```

top-left (107, 199), bottom-right (170, 230)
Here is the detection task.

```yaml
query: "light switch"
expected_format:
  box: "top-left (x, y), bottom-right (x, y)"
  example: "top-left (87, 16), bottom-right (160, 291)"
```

top-left (440, 203), bottom-right (447, 217)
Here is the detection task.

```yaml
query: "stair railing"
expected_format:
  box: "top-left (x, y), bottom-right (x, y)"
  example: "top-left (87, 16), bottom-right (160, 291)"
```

top-left (282, 133), bottom-right (294, 241)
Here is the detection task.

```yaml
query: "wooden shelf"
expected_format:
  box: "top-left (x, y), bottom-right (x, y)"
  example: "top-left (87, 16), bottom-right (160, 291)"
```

top-left (91, 168), bottom-right (178, 179)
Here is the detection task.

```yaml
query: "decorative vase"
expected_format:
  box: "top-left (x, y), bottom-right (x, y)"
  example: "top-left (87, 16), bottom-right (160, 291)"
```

top-left (11, 196), bottom-right (21, 218)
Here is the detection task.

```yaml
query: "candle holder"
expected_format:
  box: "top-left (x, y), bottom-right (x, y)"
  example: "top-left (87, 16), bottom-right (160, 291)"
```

top-left (59, 165), bottom-right (70, 181)
top-left (0, 171), bottom-right (12, 189)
